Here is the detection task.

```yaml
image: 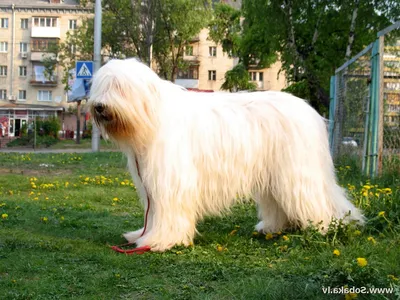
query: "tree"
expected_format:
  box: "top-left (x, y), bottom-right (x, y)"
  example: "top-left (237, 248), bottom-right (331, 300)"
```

top-left (221, 63), bottom-right (256, 92)
top-left (152, 0), bottom-right (212, 81)
top-left (209, 0), bottom-right (400, 112)
top-left (58, 0), bottom-right (211, 84)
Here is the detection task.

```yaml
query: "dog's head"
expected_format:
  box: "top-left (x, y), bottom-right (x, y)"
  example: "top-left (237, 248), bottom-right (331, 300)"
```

top-left (88, 58), bottom-right (161, 151)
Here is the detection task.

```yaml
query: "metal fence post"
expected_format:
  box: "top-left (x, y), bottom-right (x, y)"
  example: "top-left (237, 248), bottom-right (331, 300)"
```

top-left (328, 75), bottom-right (336, 156)
top-left (366, 39), bottom-right (380, 178)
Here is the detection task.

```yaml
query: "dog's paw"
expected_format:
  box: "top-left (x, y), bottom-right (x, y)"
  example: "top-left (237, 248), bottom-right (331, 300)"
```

top-left (123, 228), bottom-right (144, 243)
top-left (255, 221), bottom-right (284, 234)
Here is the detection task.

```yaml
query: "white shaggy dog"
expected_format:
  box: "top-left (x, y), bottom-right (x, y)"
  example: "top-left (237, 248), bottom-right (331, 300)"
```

top-left (88, 58), bottom-right (363, 252)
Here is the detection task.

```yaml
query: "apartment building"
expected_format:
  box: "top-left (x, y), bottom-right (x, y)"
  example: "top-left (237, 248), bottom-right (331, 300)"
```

top-left (175, 27), bottom-right (287, 92)
top-left (0, 0), bottom-right (91, 137)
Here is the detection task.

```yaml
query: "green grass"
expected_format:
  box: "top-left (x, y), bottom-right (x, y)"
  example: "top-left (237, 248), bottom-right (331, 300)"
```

top-left (47, 139), bottom-right (118, 150)
top-left (0, 152), bottom-right (399, 299)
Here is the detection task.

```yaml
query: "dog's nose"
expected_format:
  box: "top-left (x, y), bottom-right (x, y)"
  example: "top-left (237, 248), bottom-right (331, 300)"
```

top-left (94, 103), bottom-right (105, 114)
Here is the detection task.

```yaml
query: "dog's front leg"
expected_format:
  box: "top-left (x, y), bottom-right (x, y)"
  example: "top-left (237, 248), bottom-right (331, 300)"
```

top-left (132, 195), bottom-right (197, 252)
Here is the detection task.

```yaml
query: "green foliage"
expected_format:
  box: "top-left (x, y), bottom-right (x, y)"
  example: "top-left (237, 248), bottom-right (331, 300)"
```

top-left (153, 0), bottom-right (212, 81)
top-left (208, 2), bottom-right (242, 57)
top-left (6, 135), bottom-right (58, 148)
top-left (209, 0), bottom-right (400, 113)
top-left (221, 63), bottom-right (256, 92)
top-left (35, 117), bottom-right (61, 138)
top-left (58, 0), bottom-right (211, 85)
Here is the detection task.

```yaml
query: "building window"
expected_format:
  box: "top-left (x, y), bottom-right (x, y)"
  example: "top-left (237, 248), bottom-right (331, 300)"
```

top-left (69, 19), bottom-right (77, 30)
top-left (177, 66), bottom-right (199, 79)
top-left (19, 66), bottom-right (27, 77)
top-left (31, 39), bottom-right (58, 52)
top-left (0, 66), bottom-right (7, 76)
top-left (37, 90), bottom-right (52, 102)
top-left (20, 42), bottom-right (28, 53)
top-left (0, 89), bottom-right (6, 100)
top-left (209, 46), bottom-right (217, 57)
top-left (1, 18), bottom-right (8, 29)
top-left (18, 90), bottom-right (27, 101)
top-left (70, 44), bottom-right (77, 54)
top-left (21, 18), bottom-right (28, 29)
top-left (208, 70), bottom-right (216, 81)
top-left (249, 72), bottom-right (257, 81)
top-left (0, 42), bottom-right (8, 52)
top-left (259, 72), bottom-right (264, 82)
top-left (33, 17), bottom-right (58, 28)
top-left (185, 46), bottom-right (193, 56)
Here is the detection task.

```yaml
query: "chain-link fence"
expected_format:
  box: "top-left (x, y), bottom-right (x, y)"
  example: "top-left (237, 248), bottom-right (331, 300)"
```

top-left (329, 21), bottom-right (400, 177)
top-left (382, 28), bottom-right (400, 172)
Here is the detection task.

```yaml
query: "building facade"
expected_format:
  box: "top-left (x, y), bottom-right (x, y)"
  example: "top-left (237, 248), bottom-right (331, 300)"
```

top-left (0, 0), bottom-right (91, 138)
top-left (175, 28), bottom-right (287, 93)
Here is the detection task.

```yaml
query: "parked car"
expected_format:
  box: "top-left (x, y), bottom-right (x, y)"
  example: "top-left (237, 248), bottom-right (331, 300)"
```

top-left (342, 137), bottom-right (358, 147)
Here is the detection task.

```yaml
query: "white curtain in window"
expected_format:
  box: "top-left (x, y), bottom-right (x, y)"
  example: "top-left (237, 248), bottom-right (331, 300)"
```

top-left (34, 65), bottom-right (46, 82)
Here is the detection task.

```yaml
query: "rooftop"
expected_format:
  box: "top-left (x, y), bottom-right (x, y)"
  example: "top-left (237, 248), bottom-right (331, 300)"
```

top-left (0, 0), bottom-right (90, 10)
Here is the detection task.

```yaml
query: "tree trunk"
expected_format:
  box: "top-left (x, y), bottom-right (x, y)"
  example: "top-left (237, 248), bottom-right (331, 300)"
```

top-left (345, 0), bottom-right (359, 60)
top-left (76, 100), bottom-right (81, 144)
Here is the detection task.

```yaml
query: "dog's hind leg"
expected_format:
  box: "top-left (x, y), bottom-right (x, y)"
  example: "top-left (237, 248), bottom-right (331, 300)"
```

top-left (255, 190), bottom-right (289, 233)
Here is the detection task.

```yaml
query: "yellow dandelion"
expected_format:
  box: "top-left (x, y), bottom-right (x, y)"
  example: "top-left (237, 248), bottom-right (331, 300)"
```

top-left (1, 213), bottom-right (8, 219)
top-left (33, 197), bottom-right (39, 201)
top-left (354, 230), bottom-right (361, 236)
top-left (217, 245), bottom-right (224, 252)
top-left (333, 249), bottom-right (340, 256)
top-left (229, 229), bottom-right (237, 236)
top-left (282, 235), bottom-right (289, 241)
top-left (265, 233), bottom-right (274, 240)
top-left (367, 237), bottom-right (376, 244)
top-left (41, 217), bottom-right (48, 223)
top-left (112, 197), bottom-right (119, 202)
top-left (388, 275), bottom-right (399, 281)
top-left (345, 293), bottom-right (358, 300)
top-left (345, 166), bottom-right (351, 169)
top-left (252, 231), bottom-right (259, 237)
top-left (60, 216), bottom-right (65, 221)
top-left (29, 191), bottom-right (35, 196)
top-left (357, 257), bottom-right (368, 267)
top-left (378, 211), bottom-right (385, 217)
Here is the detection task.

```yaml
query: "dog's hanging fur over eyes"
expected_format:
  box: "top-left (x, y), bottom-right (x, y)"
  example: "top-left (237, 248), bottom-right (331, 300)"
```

top-left (88, 58), bottom-right (364, 252)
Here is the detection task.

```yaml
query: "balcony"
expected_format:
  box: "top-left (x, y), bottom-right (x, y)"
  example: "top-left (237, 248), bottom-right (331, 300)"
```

top-left (30, 74), bottom-right (58, 87)
top-left (30, 52), bottom-right (57, 62)
top-left (175, 79), bottom-right (199, 89)
top-left (31, 27), bottom-right (60, 39)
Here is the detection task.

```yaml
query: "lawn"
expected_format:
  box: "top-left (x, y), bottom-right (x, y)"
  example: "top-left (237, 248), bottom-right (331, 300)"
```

top-left (0, 152), bottom-right (399, 300)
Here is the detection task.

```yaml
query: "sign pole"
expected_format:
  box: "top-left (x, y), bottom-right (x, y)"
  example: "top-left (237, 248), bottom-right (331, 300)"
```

top-left (92, 0), bottom-right (102, 152)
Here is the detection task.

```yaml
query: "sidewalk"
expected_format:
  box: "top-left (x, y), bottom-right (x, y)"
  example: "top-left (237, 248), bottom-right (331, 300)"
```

top-left (0, 148), bottom-right (119, 153)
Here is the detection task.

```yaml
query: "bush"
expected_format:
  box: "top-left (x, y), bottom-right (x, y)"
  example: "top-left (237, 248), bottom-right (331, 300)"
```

top-left (35, 117), bottom-right (61, 138)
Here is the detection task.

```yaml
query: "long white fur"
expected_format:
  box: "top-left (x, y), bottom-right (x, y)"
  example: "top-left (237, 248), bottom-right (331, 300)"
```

top-left (88, 58), bottom-right (364, 252)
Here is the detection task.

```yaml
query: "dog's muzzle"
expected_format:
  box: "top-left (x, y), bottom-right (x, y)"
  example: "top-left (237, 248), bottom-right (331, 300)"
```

top-left (93, 103), bottom-right (113, 122)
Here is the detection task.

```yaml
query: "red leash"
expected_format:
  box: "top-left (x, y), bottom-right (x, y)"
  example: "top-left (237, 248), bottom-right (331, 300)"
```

top-left (110, 156), bottom-right (152, 255)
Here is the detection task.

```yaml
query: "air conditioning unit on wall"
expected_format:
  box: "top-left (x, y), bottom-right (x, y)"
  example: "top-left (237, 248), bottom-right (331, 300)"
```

top-left (21, 53), bottom-right (28, 59)
top-left (8, 95), bottom-right (17, 102)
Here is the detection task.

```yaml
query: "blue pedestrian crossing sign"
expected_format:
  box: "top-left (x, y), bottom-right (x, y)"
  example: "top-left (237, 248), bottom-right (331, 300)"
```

top-left (76, 61), bottom-right (93, 79)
